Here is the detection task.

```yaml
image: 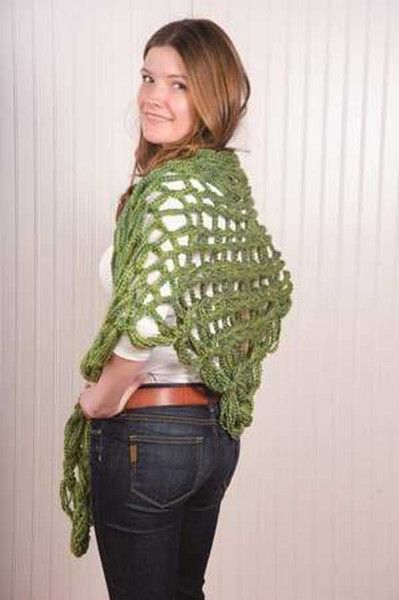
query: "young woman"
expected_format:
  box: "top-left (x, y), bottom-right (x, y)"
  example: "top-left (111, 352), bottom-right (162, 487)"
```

top-left (60, 17), bottom-right (293, 600)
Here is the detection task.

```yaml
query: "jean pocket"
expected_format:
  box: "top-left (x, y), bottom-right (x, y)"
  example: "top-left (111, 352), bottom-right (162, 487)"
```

top-left (128, 434), bottom-right (204, 508)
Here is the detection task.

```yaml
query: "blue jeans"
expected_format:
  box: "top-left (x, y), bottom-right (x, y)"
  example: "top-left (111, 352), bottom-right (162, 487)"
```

top-left (89, 385), bottom-right (241, 600)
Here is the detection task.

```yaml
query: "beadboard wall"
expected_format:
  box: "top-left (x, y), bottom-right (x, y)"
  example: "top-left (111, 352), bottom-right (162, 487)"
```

top-left (1, 1), bottom-right (398, 599)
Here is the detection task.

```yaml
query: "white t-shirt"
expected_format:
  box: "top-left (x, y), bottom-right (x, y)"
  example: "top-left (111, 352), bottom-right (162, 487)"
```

top-left (98, 243), bottom-right (203, 384)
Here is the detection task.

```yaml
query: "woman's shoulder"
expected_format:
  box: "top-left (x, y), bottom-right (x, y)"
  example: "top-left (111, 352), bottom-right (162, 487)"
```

top-left (119, 148), bottom-right (249, 232)
top-left (144, 147), bottom-right (241, 182)
top-left (139, 148), bottom-right (243, 201)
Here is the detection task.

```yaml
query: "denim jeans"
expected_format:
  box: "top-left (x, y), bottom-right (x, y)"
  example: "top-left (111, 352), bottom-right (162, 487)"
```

top-left (89, 384), bottom-right (241, 600)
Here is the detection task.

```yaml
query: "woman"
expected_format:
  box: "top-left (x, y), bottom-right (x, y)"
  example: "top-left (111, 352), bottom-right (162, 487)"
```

top-left (60, 18), bottom-right (293, 600)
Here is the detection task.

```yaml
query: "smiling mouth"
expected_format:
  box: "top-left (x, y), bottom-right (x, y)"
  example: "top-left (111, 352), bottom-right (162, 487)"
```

top-left (144, 113), bottom-right (171, 123)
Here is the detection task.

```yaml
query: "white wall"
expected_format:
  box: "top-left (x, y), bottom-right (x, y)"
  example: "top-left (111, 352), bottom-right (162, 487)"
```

top-left (1, 1), bottom-right (398, 599)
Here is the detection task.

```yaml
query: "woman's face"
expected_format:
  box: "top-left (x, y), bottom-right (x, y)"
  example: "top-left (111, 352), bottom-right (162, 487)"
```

top-left (137, 46), bottom-right (198, 146)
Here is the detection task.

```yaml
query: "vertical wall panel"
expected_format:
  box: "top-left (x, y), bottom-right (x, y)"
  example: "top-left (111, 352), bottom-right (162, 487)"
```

top-left (31, 1), bottom-right (56, 599)
top-left (1, 1), bottom-right (398, 599)
top-left (0, 1), bottom-right (17, 598)
top-left (9, 3), bottom-right (36, 600)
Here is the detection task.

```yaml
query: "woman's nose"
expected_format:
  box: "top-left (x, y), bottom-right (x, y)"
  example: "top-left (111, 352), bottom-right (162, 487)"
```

top-left (146, 82), bottom-right (168, 103)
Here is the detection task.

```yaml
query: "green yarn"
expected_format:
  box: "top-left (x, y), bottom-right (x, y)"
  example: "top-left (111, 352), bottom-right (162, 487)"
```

top-left (59, 147), bottom-right (293, 557)
top-left (59, 403), bottom-right (93, 557)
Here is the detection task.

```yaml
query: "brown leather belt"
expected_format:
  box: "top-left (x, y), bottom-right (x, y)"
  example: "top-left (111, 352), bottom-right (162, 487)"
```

top-left (123, 383), bottom-right (219, 411)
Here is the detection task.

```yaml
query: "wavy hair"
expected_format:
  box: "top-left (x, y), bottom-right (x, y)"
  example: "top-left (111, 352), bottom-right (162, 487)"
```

top-left (115, 18), bottom-right (250, 221)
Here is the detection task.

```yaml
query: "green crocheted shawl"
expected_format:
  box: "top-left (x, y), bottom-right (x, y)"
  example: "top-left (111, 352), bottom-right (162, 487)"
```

top-left (59, 147), bottom-right (293, 556)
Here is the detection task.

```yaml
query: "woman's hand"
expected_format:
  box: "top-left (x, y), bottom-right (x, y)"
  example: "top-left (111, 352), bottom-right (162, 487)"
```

top-left (78, 382), bottom-right (97, 419)
top-left (77, 353), bottom-right (147, 419)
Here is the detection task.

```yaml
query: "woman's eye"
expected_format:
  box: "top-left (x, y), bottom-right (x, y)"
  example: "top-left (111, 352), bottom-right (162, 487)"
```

top-left (140, 74), bottom-right (186, 91)
top-left (173, 81), bottom-right (187, 90)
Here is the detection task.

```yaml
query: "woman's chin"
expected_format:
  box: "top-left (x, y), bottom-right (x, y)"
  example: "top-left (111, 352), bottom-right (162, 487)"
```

top-left (142, 131), bottom-right (167, 145)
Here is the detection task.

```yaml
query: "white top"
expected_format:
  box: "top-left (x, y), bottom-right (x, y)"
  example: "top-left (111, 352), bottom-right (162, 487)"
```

top-left (98, 243), bottom-right (203, 384)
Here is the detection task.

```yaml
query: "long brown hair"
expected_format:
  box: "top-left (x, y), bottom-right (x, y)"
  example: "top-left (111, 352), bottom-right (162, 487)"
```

top-left (115, 18), bottom-right (251, 222)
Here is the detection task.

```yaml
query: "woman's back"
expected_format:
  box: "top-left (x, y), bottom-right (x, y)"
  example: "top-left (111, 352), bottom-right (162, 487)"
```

top-left (80, 148), bottom-right (292, 438)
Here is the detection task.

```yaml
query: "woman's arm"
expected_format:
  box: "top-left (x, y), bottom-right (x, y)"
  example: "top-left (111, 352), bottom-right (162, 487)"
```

top-left (78, 352), bottom-right (147, 419)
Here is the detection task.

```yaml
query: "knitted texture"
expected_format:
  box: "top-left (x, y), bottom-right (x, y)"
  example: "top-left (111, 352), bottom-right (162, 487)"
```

top-left (59, 147), bottom-right (293, 556)
top-left (59, 403), bottom-right (93, 556)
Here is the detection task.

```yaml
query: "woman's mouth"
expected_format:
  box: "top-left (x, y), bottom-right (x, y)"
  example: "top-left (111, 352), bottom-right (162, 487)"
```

top-left (144, 113), bottom-right (171, 123)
